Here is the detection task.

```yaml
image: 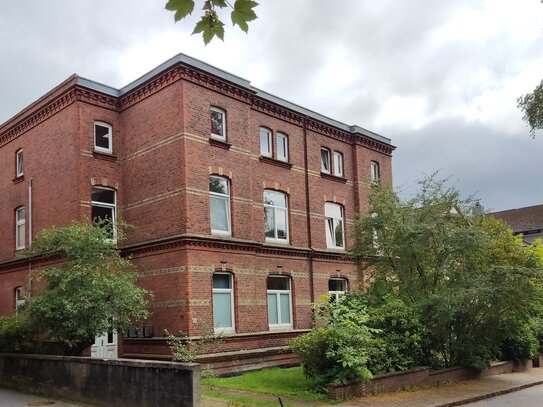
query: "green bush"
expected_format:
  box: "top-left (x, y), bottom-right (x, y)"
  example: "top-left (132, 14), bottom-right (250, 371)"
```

top-left (0, 313), bottom-right (34, 353)
top-left (500, 318), bottom-right (539, 361)
top-left (289, 293), bottom-right (374, 387)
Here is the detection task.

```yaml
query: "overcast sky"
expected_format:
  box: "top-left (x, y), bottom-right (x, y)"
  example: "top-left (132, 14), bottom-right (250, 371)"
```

top-left (1, 1), bottom-right (542, 212)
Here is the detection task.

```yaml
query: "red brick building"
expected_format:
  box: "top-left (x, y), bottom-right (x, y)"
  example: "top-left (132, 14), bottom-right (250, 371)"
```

top-left (0, 53), bottom-right (394, 370)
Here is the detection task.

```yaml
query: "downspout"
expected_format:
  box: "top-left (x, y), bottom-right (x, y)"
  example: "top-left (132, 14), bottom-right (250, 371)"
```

top-left (302, 117), bottom-right (315, 305)
top-left (28, 178), bottom-right (33, 298)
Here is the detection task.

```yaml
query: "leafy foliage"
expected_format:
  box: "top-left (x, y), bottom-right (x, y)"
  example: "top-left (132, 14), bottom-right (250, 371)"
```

top-left (21, 221), bottom-right (151, 355)
top-left (289, 294), bottom-right (375, 387)
top-left (0, 314), bottom-right (35, 353)
top-left (166, 324), bottom-right (223, 362)
top-left (517, 78), bottom-right (543, 137)
top-left (165, 0), bottom-right (258, 44)
top-left (351, 175), bottom-right (543, 370)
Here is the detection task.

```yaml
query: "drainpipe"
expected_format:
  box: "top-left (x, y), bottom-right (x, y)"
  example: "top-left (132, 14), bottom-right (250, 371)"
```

top-left (302, 118), bottom-right (315, 305)
top-left (28, 178), bottom-right (33, 298)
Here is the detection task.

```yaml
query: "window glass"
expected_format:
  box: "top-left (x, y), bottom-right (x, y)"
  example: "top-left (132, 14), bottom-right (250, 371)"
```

top-left (15, 207), bottom-right (25, 250)
top-left (94, 122), bottom-right (112, 153)
top-left (264, 191), bottom-right (288, 242)
top-left (267, 276), bottom-right (292, 327)
top-left (267, 276), bottom-right (290, 290)
top-left (267, 293), bottom-right (278, 324)
top-left (213, 273), bottom-right (234, 331)
top-left (329, 278), bottom-right (348, 301)
top-left (371, 161), bottom-right (380, 182)
top-left (91, 187), bottom-right (116, 241)
top-left (333, 152), bottom-right (343, 177)
top-left (210, 176), bottom-right (231, 235)
top-left (321, 148), bottom-right (331, 173)
top-left (16, 149), bottom-right (23, 177)
top-left (210, 107), bottom-right (226, 139)
top-left (260, 128), bottom-right (272, 156)
top-left (325, 203), bottom-right (345, 249)
top-left (276, 133), bottom-right (288, 162)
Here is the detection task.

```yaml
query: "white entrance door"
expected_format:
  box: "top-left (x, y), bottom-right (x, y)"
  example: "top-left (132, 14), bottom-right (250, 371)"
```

top-left (91, 330), bottom-right (118, 358)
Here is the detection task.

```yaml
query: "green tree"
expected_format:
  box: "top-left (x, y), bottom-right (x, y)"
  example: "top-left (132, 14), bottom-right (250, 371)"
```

top-left (21, 221), bottom-right (151, 355)
top-left (165, 0), bottom-right (258, 45)
top-left (518, 79), bottom-right (543, 137)
top-left (351, 176), bottom-right (543, 369)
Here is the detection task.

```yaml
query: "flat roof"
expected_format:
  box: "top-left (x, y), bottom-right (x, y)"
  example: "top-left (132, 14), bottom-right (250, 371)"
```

top-left (75, 52), bottom-right (392, 146)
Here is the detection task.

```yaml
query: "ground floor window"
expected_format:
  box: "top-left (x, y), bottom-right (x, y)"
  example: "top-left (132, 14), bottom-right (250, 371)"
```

top-left (267, 275), bottom-right (292, 328)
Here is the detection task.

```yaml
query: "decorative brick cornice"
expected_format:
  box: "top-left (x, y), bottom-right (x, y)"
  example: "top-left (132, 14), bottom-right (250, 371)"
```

top-left (120, 67), bottom-right (182, 110)
top-left (0, 89), bottom-right (77, 148)
top-left (180, 65), bottom-right (254, 104)
top-left (74, 88), bottom-right (118, 111)
top-left (306, 118), bottom-right (352, 143)
top-left (251, 98), bottom-right (304, 126)
top-left (354, 135), bottom-right (395, 156)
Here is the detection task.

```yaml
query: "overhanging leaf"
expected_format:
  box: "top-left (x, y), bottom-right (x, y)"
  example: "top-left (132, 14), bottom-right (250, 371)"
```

top-left (165, 0), bottom-right (195, 22)
top-left (231, 0), bottom-right (258, 33)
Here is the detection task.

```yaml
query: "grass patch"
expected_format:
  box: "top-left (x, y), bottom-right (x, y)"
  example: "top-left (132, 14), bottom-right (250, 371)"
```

top-left (203, 389), bottom-right (298, 407)
top-left (202, 366), bottom-right (327, 401)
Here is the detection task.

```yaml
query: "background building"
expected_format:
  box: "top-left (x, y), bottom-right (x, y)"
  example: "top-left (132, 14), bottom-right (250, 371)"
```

top-left (0, 53), bottom-right (394, 372)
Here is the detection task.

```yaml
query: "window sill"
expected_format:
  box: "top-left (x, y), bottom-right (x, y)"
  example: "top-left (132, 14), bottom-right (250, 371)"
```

top-left (93, 151), bottom-right (117, 162)
top-left (259, 156), bottom-right (293, 169)
top-left (320, 172), bottom-right (347, 183)
top-left (12, 175), bottom-right (24, 184)
top-left (268, 326), bottom-right (293, 331)
top-left (209, 138), bottom-right (231, 150)
top-left (326, 247), bottom-right (347, 253)
top-left (265, 238), bottom-right (290, 245)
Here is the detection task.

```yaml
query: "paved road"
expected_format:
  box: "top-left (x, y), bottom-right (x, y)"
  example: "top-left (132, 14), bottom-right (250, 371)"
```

top-left (465, 384), bottom-right (543, 406)
top-left (0, 387), bottom-right (91, 407)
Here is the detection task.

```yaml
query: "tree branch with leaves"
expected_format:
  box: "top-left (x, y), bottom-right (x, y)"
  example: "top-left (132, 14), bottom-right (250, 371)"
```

top-left (165, 0), bottom-right (259, 45)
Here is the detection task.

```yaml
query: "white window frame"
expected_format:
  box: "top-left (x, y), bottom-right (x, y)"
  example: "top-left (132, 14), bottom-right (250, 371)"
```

top-left (16, 149), bottom-right (23, 178)
top-left (267, 276), bottom-right (293, 328)
top-left (209, 176), bottom-right (231, 236)
top-left (94, 121), bottom-right (113, 154)
top-left (260, 127), bottom-right (272, 157)
top-left (15, 286), bottom-right (25, 311)
top-left (276, 132), bottom-right (288, 162)
top-left (212, 272), bottom-right (235, 333)
top-left (333, 151), bottom-right (343, 177)
top-left (264, 190), bottom-right (289, 243)
top-left (371, 161), bottom-right (380, 182)
top-left (321, 148), bottom-right (331, 173)
top-left (15, 207), bottom-right (25, 250)
top-left (91, 187), bottom-right (117, 243)
top-left (325, 202), bottom-right (345, 249)
top-left (329, 278), bottom-right (348, 301)
top-left (210, 107), bottom-right (226, 141)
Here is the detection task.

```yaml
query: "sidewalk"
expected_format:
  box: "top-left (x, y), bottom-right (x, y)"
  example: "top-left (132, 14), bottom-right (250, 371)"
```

top-left (202, 368), bottom-right (543, 407)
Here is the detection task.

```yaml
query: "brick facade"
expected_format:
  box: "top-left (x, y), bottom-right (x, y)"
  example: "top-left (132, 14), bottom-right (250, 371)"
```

top-left (0, 53), bottom-right (395, 361)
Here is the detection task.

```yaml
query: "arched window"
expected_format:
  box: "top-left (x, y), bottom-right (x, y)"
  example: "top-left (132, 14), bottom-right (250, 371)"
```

top-left (264, 190), bottom-right (289, 242)
top-left (210, 176), bottom-right (231, 236)
top-left (325, 203), bottom-right (344, 249)
top-left (212, 272), bottom-right (235, 332)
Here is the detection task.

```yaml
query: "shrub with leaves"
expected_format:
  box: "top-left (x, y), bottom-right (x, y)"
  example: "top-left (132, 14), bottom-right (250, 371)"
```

top-left (22, 221), bottom-right (152, 355)
top-left (166, 324), bottom-right (223, 362)
top-left (289, 293), bottom-right (375, 387)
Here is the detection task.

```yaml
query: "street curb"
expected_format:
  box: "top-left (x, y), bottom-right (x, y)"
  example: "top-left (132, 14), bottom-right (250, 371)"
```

top-left (436, 379), bottom-right (543, 407)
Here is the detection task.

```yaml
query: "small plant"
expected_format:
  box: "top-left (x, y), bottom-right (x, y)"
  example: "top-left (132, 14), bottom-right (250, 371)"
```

top-left (166, 324), bottom-right (223, 362)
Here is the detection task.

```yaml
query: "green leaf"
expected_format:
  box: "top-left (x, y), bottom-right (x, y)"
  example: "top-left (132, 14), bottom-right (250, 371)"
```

top-left (165, 0), bottom-right (195, 22)
top-left (231, 0), bottom-right (258, 33)
top-left (192, 15), bottom-right (225, 45)
top-left (210, 0), bottom-right (228, 7)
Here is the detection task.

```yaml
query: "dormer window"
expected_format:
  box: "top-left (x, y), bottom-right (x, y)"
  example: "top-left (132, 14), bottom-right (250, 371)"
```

top-left (94, 122), bottom-right (112, 154)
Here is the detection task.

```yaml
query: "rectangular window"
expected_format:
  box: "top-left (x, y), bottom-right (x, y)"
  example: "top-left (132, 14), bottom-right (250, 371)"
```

top-left (210, 176), bottom-right (231, 235)
top-left (94, 122), bottom-right (112, 154)
top-left (15, 207), bottom-right (25, 250)
top-left (210, 107), bottom-right (226, 140)
top-left (15, 287), bottom-right (25, 312)
top-left (325, 203), bottom-right (345, 249)
top-left (91, 187), bottom-right (116, 242)
top-left (264, 190), bottom-right (288, 242)
top-left (333, 151), bottom-right (343, 177)
top-left (321, 148), bottom-right (331, 173)
top-left (371, 161), bottom-right (380, 182)
top-left (213, 273), bottom-right (235, 332)
top-left (267, 276), bottom-right (292, 327)
top-left (16, 149), bottom-right (23, 177)
top-left (276, 133), bottom-right (288, 162)
top-left (329, 278), bottom-right (347, 301)
top-left (260, 128), bottom-right (272, 157)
